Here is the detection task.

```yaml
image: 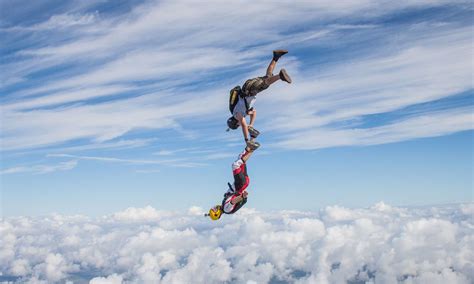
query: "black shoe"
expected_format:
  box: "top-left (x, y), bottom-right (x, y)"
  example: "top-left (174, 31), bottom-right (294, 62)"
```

top-left (273, 49), bottom-right (288, 61)
top-left (248, 126), bottom-right (260, 139)
top-left (279, 69), bottom-right (292, 83)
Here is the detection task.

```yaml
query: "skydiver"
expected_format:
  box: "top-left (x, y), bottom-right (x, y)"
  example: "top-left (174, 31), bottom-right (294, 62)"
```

top-left (227, 49), bottom-right (292, 149)
top-left (205, 144), bottom-right (257, 220)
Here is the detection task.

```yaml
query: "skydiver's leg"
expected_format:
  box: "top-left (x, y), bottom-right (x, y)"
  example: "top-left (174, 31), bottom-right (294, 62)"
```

top-left (263, 74), bottom-right (281, 86)
top-left (266, 49), bottom-right (287, 76)
top-left (264, 58), bottom-right (279, 85)
top-left (242, 50), bottom-right (290, 96)
top-left (241, 148), bottom-right (254, 163)
top-left (232, 150), bottom-right (250, 193)
top-left (266, 59), bottom-right (277, 77)
top-left (263, 71), bottom-right (291, 87)
top-left (264, 49), bottom-right (291, 85)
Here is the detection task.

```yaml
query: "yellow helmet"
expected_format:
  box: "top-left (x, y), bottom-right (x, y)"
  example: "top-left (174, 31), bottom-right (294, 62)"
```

top-left (207, 205), bottom-right (222, 221)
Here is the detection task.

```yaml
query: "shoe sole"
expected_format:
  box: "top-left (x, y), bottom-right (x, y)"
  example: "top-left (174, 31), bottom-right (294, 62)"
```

top-left (273, 49), bottom-right (288, 55)
top-left (280, 69), bottom-right (292, 83)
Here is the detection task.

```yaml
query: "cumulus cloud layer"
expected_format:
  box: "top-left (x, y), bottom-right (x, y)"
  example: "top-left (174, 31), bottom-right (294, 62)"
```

top-left (1, 203), bottom-right (472, 283)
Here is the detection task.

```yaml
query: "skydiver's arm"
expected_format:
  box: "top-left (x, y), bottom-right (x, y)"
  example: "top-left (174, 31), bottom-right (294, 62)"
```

top-left (248, 109), bottom-right (256, 127)
top-left (230, 191), bottom-right (248, 205)
top-left (230, 196), bottom-right (242, 205)
top-left (236, 113), bottom-right (250, 141)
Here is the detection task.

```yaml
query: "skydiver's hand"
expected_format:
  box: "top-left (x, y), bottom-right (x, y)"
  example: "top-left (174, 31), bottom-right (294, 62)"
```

top-left (242, 191), bottom-right (248, 198)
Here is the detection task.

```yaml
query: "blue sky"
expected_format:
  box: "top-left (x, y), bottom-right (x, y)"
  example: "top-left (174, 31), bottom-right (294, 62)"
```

top-left (1, 0), bottom-right (473, 216)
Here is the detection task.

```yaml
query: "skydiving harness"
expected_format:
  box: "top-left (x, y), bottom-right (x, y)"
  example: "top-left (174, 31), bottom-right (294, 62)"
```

top-left (225, 182), bottom-right (240, 198)
top-left (227, 86), bottom-right (255, 131)
top-left (222, 182), bottom-right (247, 214)
top-left (228, 86), bottom-right (254, 115)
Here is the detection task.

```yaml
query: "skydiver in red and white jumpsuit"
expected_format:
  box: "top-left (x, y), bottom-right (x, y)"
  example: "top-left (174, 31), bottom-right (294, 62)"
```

top-left (206, 146), bottom-right (256, 220)
top-left (221, 147), bottom-right (254, 214)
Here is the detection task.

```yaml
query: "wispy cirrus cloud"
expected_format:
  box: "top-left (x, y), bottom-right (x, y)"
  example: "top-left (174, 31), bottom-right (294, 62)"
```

top-left (0, 160), bottom-right (78, 175)
top-left (3, 85), bottom-right (134, 110)
top-left (1, 0), bottom-right (472, 173)
top-left (257, 26), bottom-right (473, 149)
top-left (1, 87), bottom-right (227, 151)
top-left (0, 12), bottom-right (99, 32)
top-left (47, 153), bottom-right (181, 165)
top-left (50, 138), bottom-right (157, 153)
top-left (273, 107), bottom-right (473, 150)
top-left (47, 153), bottom-right (208, 169)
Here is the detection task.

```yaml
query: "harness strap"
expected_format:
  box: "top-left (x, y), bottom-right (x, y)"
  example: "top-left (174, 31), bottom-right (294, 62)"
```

top-left (239, 90), bottom-right (252, 113)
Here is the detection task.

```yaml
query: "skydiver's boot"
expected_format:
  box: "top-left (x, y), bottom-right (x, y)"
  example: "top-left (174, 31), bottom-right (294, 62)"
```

top-left (279, 69), bottom-right (292, 84)
top-left (273, 49), bottom-right (288, 61)
top-left (248, 126), bottom-right (260, 139)
top-left (246, 140), bottom-right (260, 151)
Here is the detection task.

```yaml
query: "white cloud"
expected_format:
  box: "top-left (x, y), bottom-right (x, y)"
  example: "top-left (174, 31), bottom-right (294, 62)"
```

top-left (134, 169), bottom-right (161, 174)
top-left (42, 253), bottom-right (72, 282)
top-left (460, 203), bottom-right (474, 215)
top-left (229, 24), bottom-right (472, 150)
top-left (1, 13), bottom-right (99, 32)
top-left (49, 138), bottom-right (157, 153)
top-left (0, 160), bottom-right (78, 175)
top-left (112, 206), bottom-right (170, 222)
top-left (1, 87), bottom-right (227, 151)
top-left (43, 153), bottom-right (208, 170)
top-left (1, 203), bottom-right (472, 283)
top-left (1, 0), bottom-right (472, 161)
top-left (89, 274), bottom-right (123, 284)
top-left (273, 107), bottom-right (473, 150)
top-left (47, 154), bottom-right (176, 165)
top-left (187, 206), bottom-right (204, 216)
top-left (3, 85), bottom-right (134, 111)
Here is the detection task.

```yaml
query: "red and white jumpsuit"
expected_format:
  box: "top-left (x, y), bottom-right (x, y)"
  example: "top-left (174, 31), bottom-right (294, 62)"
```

top-left (222, 149), bottom-right (251, 214)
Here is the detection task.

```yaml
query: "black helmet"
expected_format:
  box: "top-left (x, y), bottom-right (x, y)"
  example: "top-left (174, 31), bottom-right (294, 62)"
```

top-left (227, 117), bottom-right (240, 130)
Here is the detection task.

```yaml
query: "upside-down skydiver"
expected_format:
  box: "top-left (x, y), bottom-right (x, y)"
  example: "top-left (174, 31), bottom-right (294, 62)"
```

top-left (227, 49), bottom-right (292, 149)
top-left (205, 143), bottom-right (258, 220)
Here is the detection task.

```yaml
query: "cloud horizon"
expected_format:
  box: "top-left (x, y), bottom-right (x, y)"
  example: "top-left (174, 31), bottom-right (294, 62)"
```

top-left (1, 202), bottom-right (472, 283)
